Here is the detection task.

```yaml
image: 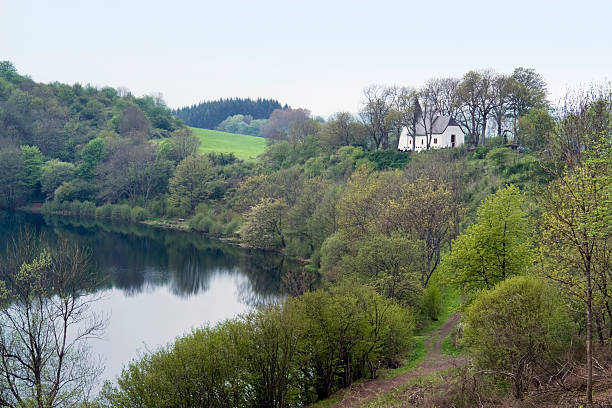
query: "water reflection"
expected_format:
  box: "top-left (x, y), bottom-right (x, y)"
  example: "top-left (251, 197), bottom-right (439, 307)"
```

top-left (0, 211), bottom-right (306, 380)
top-left (0, 212), bottom-right (292, 303)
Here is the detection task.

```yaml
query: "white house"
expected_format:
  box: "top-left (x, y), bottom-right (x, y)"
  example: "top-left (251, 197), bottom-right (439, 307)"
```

top-left (398, 116), bottom-right (465, 152)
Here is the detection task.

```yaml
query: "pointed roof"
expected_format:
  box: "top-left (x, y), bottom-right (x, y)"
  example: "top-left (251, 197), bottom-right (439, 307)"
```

top-left (414, 115), bottom-right (459, 136)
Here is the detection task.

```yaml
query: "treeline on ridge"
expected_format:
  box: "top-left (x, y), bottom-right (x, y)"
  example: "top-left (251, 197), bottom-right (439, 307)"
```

top-left (173, 97), bottom-right (285, 130)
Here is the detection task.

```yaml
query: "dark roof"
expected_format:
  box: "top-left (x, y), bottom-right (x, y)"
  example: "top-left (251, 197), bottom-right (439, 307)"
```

top-left (414, 115), bottom-right (460, 136)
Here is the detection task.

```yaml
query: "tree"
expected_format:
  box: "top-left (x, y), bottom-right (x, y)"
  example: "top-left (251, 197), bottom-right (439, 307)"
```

top-left (238, 198), bottom-right (288, 250)
top-left (118, 106), bottom-right (149, 138)
top-left (247, 304), bottom-right (303, 408)
top-left (462, 276), bottom-right (572, 400)
top-left (490, 74), bottom-right (514, 142)
top-left (96, 138), bottom-right (172, 204)
top-left (393, 87), bottom-right (419, 151)
top-left (320, 112), bottom-right (364, 148)
top-left (509, 67), bottom-right (548, 138)
top-left (76, 137), bottom-right (105, 180)
top-left (0, 61), bottom-right (19, 82)
top-left (0, 231), bottom-right (104, 407)
top-left (360, 85), bottom-right (394, 150)
top-left (545, 85), bottom-right (611, 169)
top-left (259, 108), bottom-right (310, 141)
top-left (540, 153), bottom-right (611, 406)
top-left (345, 233), bottom-right (423, 306)
top-left (292, 282), bottom-right (413, 398)
top-left (40, 159), bottom-right (76, 200)
top-left (442, 185), bottom-right (535, 293)
top-left (417, 86), bottom-right (441, 149)
top-left (456, 69), bottom-right (497, 145)
top-left (424, 77), bottom-right (460, 118)
top-left (168, 154), bottom-right (217, 214)
top-left (0, 148), bottom-right (27, 209)
top-left (20, 145), bottom-right (44, 192)
top-left (517, 108), bottom-right (555, 151)
top-left (166, 127), bottom-right (200, 163)
top-left (102, 319), bottom-right (252, 408)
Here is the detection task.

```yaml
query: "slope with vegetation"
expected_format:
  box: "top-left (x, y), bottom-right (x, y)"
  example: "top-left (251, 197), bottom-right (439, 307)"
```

top-left (0, 59), bottom-right (610, 407)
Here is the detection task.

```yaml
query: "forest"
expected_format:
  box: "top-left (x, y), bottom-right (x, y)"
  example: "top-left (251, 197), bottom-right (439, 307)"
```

top-left (173, 97), bottom-right (285, 131)
top-left (0, 59), bottom-right (610, 407)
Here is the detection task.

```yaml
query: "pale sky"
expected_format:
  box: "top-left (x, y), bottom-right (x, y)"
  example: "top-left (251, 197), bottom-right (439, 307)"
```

top-left (1, 0), bottom-right (610, 117)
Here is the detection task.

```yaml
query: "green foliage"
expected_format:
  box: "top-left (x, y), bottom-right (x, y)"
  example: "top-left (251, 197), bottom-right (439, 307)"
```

top-left (363, 149), bottom-right (410, 170)
top-left (421, 284), bottom-right (443, 321)
top-left (101, 283), bottom-right (414, 407)
top-left (168, 154), bottom-right (217, 215)
top-left (174, 97), bottom-right (282, 130)
top-left (189, 203), bottom-right (241, 236)
top-left (517, 108), bottom-right (555, 151)
top-left (0, 147), bottom-right (28, 208)
top-left (442, 184), bottom-right (535, 293)
top-left (40, 159), bottom-right (76, 199)
top-left (341, 233), bottom-right (423, 306)
top-left (238, 198), bottom-right (288, 250)
top-left (101, 319), bottom-right (252, 408)
top-left (20, 145), bottom-right (44, 191)
top-left (462, 276), bottom-right (573, 399)
top-left (76, 137), bottom-right (104, 179)
top-left (217, 114), bottom-right (268, 136)
top-left (291, 282), bottom-right (414, 399)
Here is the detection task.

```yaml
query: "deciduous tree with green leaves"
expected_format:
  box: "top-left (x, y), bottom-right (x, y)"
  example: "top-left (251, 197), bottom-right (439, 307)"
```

top-left (168, 154), bottom-right (217, 214)
top-left (442, 184), bottom-right (535, 293)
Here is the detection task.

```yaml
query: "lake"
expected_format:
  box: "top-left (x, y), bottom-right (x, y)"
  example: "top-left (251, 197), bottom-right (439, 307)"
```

top-left (0, 211), bottom-right (293, 383)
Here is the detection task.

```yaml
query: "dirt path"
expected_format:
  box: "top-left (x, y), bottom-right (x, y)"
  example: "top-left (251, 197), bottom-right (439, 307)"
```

top-left (332, 313), bottom-right (466, 408)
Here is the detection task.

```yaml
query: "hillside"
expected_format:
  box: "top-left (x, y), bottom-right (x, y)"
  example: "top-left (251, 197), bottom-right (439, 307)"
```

top-left (191, 127), bottom-right (267, 160)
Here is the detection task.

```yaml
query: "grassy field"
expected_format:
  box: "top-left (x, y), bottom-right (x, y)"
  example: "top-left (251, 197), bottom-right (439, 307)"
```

top-left (190, 127), bottom-right (267, 160)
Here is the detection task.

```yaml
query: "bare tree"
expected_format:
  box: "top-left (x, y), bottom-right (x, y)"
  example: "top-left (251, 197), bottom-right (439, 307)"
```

top-left (417, 86), bottom-right (440, 149)
top-left (490, 74), bottom-right (514, 143)
top-left (424, 77), bottom-right (460, 118)
top-left (456, 71), bottom-right (484, 145)
top-left (360, 85), bottom-right (395, 150)
top-left (392, 86), bottom-right (419, 151)
top-left (0, 231), bottom-right (105, 407)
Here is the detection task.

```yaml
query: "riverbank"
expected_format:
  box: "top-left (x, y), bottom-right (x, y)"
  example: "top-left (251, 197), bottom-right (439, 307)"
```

top-left (19, 203), bottom-right (245, 245)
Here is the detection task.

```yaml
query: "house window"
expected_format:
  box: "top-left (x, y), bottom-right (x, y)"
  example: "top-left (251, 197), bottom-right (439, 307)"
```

top-left (421, 139), bottom-right (423, 145)
top-left (433, 138), bottom-right (437, 144)
top-left (451, 134), bottom-right (456, 147)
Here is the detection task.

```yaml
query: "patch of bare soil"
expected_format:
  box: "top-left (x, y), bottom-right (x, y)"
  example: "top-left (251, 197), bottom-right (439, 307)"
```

top-left (332, 314), bottom-right (466, 408)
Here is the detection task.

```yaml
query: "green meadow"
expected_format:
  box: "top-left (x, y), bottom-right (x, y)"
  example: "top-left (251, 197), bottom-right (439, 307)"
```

top-left (191, 127), bottom-right (267, 160)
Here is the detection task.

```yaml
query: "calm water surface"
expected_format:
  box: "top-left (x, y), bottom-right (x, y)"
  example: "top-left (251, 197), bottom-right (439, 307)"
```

top-left (0, 211), bottom-right (288, 382)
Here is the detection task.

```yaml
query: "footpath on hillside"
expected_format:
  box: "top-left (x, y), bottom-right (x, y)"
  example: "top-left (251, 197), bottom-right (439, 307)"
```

top-left (332, 313), bottom-right (466, 408)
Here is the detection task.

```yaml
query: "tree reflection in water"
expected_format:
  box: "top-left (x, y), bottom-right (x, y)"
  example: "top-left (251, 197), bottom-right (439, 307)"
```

top-left (0, 212), bottom-right (289, 305)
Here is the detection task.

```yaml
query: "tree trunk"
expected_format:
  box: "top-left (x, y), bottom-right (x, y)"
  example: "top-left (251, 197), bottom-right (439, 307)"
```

top-left (480, 115), bottom-right (487, 145)
top-left (586, 265), bottom-right (593, 406)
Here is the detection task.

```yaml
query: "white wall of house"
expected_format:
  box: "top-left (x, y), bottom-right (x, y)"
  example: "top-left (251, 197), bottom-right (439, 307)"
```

top-left (398, 125), bottom-right (465, 152)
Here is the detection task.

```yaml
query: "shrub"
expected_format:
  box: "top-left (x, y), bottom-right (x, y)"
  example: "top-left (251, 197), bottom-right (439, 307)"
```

top-left (421, 284), bottom-right (443, 321)
top-left (130, 206), bottom-right (150, 221)
top-left (462, 276), bottom-right (573, 399)
top-left (119, 204), bottom-right (132, 220)
top-left (110, 205), bottom-right (123, 220)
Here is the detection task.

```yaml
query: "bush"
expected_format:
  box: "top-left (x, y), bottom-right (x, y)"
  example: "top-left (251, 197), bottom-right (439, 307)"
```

top-left (102, 282), bottom-right (414, 407)
top-left (81, 201), bottom-right (96, 216)
top-left (69, 200), bottom-right (83, 215)
top-left (462, 276), bottom-right (573, 399)
top-left (130, 206), bottom-right (150, 221)
top-left (421, 284), bottom-right (443, 321)
top-left (110, 205), bottom-right (122, 220)
top-left (119, 204), bottom-right (132, 220)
